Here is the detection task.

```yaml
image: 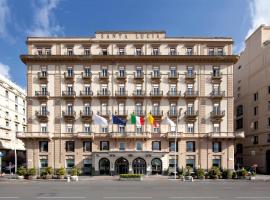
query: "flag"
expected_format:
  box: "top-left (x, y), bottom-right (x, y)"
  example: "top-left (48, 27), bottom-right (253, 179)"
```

top-left (131, 114), bottom-right (144, 126)
top-left (93, 114), bottom-right (108, 126)
top-left (163, 116), bottom-right (176, 131)
top-left (112, 115), bottom-right (127, 126)
top-left (148, 113), bottom-right (158, 127)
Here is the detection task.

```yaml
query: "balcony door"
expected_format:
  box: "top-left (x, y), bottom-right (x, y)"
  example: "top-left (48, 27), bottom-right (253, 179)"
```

top-left (170, 84), bottom-right (177, 95)
top-left (118, 102), bottom-right (125, 115)
top-left (153, 103), bottom-right (160, 115)
top-left (84, 103), bottom-right (91, 115)
top-left (67, 103), bottom-right (73, 114)
top-left (170, 103), bottom-right (177, 115)
top-left (153, 84), bottom-right (160, 95)
top-left (101, 102), bottom-right (108, 115)
top-left (101, 67), bottom-right (108, 77)
top-left (187, 103), bottom-right (194, 114)
top-left (101, 84), bottom-right (108, 95)
top-left (135, 102), bottom-right (143, 116)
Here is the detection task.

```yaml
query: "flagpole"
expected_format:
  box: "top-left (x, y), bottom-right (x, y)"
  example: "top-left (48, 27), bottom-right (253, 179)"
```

top-left (174, 114), bottom-right (178, 180)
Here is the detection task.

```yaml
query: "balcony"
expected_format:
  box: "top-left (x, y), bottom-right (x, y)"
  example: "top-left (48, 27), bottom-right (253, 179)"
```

top-left (210, 90), bottom-right (225, 99)
top-left (133, 72), bottom-right (144, 82)
top-left (35, 111), bottom-right (49, 122)
top-left (77, 132), bottom-right (94, 140)
top-left (99, 72), bottom-right (109, 82)
top-left (115, 72), bottom-right (127, 82)
top-left (210, 110), bottom-right (225, 121)
top-left (110, 132), bottom-right (151, 139)
top-left (132, 90), bottom-right (146, 98)
top-left (167, 110), bottom-right (179, 118)
top-left (149, 90), bottom-right (163, 98)
top-left (97, 90), bottom-right (111, 98)
top-left (151, 110), bottom-right (163, 119)
top-left (166, 132), bottom-right (182, 139)
top-left (64, 72), bottom-right (74, 82)
top-left (80, 111), bottom-right (93, 122)
top-left (115, 91), bottom-right (128, 98)
top-left (150, 72), bottom-right (161, 82)
top-left (208, 132), bottom-right (235, 139)
top-left (167, 91), bottom-right (181, 98)
top-left (184, 110), bottom-right (198, 121)
top-left (17, 132), bottom-right (51, 139)
top-left (211, 72), bottom-right (222, 82)
top-left (62, 91), bottom-right (76, 99)
top-left (81, 72), bottom-right (92, 83)
top-left (62, 111), bottom-right (76, 122)
top-left (133, 110), bottom-right (145, 116)
top-left (35, 91), bottom-right (49, 100)
top-left (185, 72), bottom-right (196, 82)
top-left (184, 91), bottom-right (198, 98)
top-left (168, 72), bottom-right (179, 82)
top-left (37, 72), bottom-right (48, 82)
top-left (97, 110), bottom-right (111, 118)
top-left (80, 91), bottom-right (93, 99)
top-left (114, 110), bottom-right (128, 118)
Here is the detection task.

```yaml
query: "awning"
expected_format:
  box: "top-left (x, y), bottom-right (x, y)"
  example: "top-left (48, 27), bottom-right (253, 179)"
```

top-left (0, 139), bottom-right (25, 151)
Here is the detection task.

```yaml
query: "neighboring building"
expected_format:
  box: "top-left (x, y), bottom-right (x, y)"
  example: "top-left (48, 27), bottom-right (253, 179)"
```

top-left (0, 74), bottom-right (26, 166)
top-left (234, 25), bottom-right (270, 174)
top-left (20, 31), bottom-right (239, 175)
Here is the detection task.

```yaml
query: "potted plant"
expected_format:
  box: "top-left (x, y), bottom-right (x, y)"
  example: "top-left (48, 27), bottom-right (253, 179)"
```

top-left (27, 168), bottom-right (37, 180)
top-left (56, 167), bottom-right (66, 179)
top-left (17, 166), bottom-right (27, 179)
top-left (70, 167), bottom-right (80, 181)
top-left (222, 169), bottom-right (232, 179)
top-left (232, 171), bottom-right (237, 179)
top-left (178, 167), bottom-right (185, 180)
top-left (239, 168), bottom-right (248, 179)
top-left (209, 167), bottom-right (221, 179)
top-left (44, 167), bottom-right (53, 179)
top-left (197, 168), bottom-right (205, 180)
top-left (185, 166), bottom-right (193, 181)
top-left (119, 174), bottom-right (143, 181)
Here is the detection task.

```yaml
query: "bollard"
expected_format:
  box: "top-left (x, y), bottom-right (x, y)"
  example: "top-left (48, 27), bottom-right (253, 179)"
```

top-left (67, 176), bottom-right (70, 182)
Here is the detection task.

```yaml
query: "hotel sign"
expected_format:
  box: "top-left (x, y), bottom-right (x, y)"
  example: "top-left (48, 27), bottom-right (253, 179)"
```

top-left (95, 32), bottom-right (165, 40)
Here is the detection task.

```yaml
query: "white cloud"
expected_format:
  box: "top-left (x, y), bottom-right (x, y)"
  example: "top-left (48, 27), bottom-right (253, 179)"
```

top-left (29, 0), bottom-right (63, 36)
top-left (0, 62), bottom-right (11, 79)
top-left (246, 0), bottom-right (270, 39)
top-left (0, 0), bottom-right (10, 37)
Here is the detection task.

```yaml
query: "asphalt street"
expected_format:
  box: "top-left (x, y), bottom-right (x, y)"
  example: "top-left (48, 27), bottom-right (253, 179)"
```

top-left (0, 179), bottom-right (270, 200)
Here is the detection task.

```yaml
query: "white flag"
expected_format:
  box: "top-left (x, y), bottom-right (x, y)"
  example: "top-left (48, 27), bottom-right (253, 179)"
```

top-left (93, 114), bottom-right (108, 126)
top-left (163, 116), bottom-right (176, 131)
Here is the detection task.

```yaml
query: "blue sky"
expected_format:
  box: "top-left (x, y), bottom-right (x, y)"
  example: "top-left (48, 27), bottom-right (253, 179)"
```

top-left (0, 0), bottom-right (269, 89)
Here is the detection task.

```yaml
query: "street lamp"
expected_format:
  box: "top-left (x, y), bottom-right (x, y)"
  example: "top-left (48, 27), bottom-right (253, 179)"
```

top-left (174, 108), bottom-right (182, 180)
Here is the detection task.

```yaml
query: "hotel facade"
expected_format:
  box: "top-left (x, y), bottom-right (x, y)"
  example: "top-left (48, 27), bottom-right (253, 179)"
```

top-left (19, 31), bottom-right (239, 175)
top-left (234, 25), bottom-right (270, 174)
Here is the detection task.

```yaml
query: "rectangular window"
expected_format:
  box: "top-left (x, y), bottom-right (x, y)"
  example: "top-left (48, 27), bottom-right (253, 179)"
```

top-left (169, 158), bottom-right (178, 168)
top-left (136, 125), bottom-right (142, 134)
top-left (186, 141), bottom-right (195, 152)
top-left (212, 142), bottom-right (222, 153)
top-left (208, 48), bottom-right (214, 55)
top-left (66, 158), bottom-right (75, 168)
top-left (119, 48), bottom-right (125, 55)
top-left (153, 48), bottom-right (159, 55)
top-left (118, 125), bottom-right (125, 133)
top-left (67, 48), bottom-right (73, 55)
top-left (254, 92), bottom-right (258, 101)
top-left (66, 124), bottom-right (73, 133)
top-left (187, 123), bottom-right (194, 133)
top-left (217, 48), bottom-right (224, 55)
top-left (213, 123), bottom-right (220, 133)
top-left (83, 141), bottom-right (92, 152)
top-left (45, 48), bottom-right (51, 55)
top-left (40, 123), bottom-right (47, 132)
top-left (101, 126), bottom-right (108, 133)
top-left (102, 48), bottom-right (108, 55)
top-left (212, 158), bottom-right (221, 168)
top-left (84, 48), bottom-right (90, 55)
top-left (236, 105), bottom-right (243, 116)
top-left (186, 157), bottom-right (195, 169)
top-left (100, 141), bottom-right (109, 151)
top-left (152, 141), bottom-right (161, 151)
top-left (236, 118), bottom-right (243, 130)
top-left (253, 136), bottom-right (258, 144)
top-left (40, 158), bottom-right (48, 168)
top-left (84, 124), bottom-right (91, 133)
top-left (186, 47), bottom-right (193, 55)
top-left (254, 121), bottom-right (258, 130)
top-left (170, 48), bottom-right (176, 55)
top-left (136, 142), bottom-right (142, 151)
top-left (119, 142), bottom-right (125, 151)
top-left (153, 122), bottom-right (160, 133)
top-left (39, 141), bottom-right (48, 152)
top-left (169, 141), bottom-right (178, 152)
top-left (136, 48), bottom-right (142, 55)
top-left (254, 106), bottom-right (258, 116)
top-left (65, 141), bottom-right (75, 152)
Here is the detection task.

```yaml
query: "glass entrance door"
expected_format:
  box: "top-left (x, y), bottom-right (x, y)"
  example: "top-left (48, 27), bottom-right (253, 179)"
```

top-left (115, 157), bottom-right (129, 174)
top-left (132, 158), bottom-right (146, 174)
top-left (151, 158), bottom-right (162, 175)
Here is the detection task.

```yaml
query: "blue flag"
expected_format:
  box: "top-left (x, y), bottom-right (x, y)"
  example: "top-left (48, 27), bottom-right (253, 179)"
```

top-left (112, 115), bottom-right (127, 126)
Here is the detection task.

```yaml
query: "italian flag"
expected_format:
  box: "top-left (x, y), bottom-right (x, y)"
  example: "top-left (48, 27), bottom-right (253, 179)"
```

top-left (131, 114), bottom-right (144, 126)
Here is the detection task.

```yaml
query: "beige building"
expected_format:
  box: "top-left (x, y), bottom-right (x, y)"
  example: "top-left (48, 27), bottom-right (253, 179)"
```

top-left (234, 25), bottom-right (270, 174)
top-left (0, 74), bottom-right (26, 163)
top-left (19, 31), bottom-right (239, 175)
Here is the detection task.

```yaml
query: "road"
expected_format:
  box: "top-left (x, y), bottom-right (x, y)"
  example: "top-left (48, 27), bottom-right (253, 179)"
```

top-left (0, 179), bottom-right (270, 200)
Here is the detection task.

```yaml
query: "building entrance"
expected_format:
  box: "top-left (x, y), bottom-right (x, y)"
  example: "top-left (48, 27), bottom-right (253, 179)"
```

top-left (133, 157), bottom-right (146, 174)
top-left (115, 157), bottom-right (129, 174)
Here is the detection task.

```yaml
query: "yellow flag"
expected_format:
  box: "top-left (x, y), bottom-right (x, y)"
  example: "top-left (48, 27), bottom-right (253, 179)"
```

top-left (148, 113), bottom-right (155, 125)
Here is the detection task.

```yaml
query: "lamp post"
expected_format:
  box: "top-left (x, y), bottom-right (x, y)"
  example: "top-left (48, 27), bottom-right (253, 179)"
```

top-left (14, 131), bottom-right (18, 175)
top-left (174, 108), bottom-right (182, 180)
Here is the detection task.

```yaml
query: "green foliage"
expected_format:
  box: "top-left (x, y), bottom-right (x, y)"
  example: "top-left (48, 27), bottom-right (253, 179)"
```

top-left (197, 168), bottom-right (205, 178)
top-left (56, 167), bottom-right (66, 176)
top-left (232, 171), bottom-right (237, 179)
top-left (178, 167), bottom-right (184, 176)
top-left (222, 169), bottom-right (233, 179)
top-left (120, 174), bottom-right (143, 178)
top-left (17, 166), bottom-right (27, 176)
top-left (208, 167), bottom-right (221, 179)
top-left (239, 168), bottom-right (248, 177)
top-left (185, 166), bottom-right (192, 176)
top-left (71, 167), bottom-right (81, 176)
top-left (44, 167), bottom-right (53, 175)
top-left (27, 168), bottom-right (36, 176)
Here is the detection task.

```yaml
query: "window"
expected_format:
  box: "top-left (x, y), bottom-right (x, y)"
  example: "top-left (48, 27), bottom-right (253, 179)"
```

top-left (37, 48), bottom-right (42, 55)
top-left (83, 141), bottom-right (92, 152)
top-left (45, 48), bottom-right (51, 55)
top-left (101, 84), bottom-right (108, 95)
top-left (136, 142), bottom-right (142, 151)
top-left (40, 123), bottom-right (47, 132)
top-left (136, 48), bottom-right (142, 55)
top-left (136, 125), bottom-right (142, 134)
top-left (212, 157), bottom-right (221, 168)
top-left (208, 48), bottom-right (214, 55)
top-left (252, 136), bottom-right (258, 144)
top-left (213, 123), bottom-right (220, 133)
top-left (186, 141), bottom-right (195, 152)
top-left (169, 141), bottom-right (178, 152)
top-left (118, 125), bottom-right (125, 133)
top-left (15, 96), bottom-right (18, 103)
top-left (217, 48), bottom-right (224, 55)
top-left (186, 156), bottom-right (195, 169)
top-left (135, 66), bottom-right (143, 77)
top-left (84, 67), bottom-right (91, 76)
top-left (118, 84), bottom-right (126, 95)
top-left (169, 158), bottom-right (178, 168)
top-left (40, 157), bottom-right (48, 168)
top-left (153, 48), bottom-right (159, 55)
top-left (187, 123), bottom-right (194, 133)
top-left (102, 48), bottom-right (108, 55)
top-left (119, 142), bottom-right (125, 151)
top-left (67, 47), bottom-right (73, 55)
top-left (39, 141), bottom-right (48, 152)
top-left (153, 67), bottom-right (160, 77)
top-left (213, 66), bottom-right (220, 77)
top-left (84, 48), bottom-right (90, 55)
top-left (186, 47), bottom-right (193, 55)
top-left (135, 101), bottom-right (143, 115)
top-left (66, 124), bottom-right (73, 133)
top-left (236, 144), bottom-right (243, 154)
top-left (101, 126), bottom-right (108, 133)
top-left (170, 66), bottom-right (177, 77)
top-left (65, 141), bottom-right (75, 152)
top-left (254, 92), bottom-right (258, 101)
top-left (152, 141), bottom-right (161, 151)
top-left (153, 122), bottom-right (160, 133)
top-left (119, 48), bottom-right (125, 55)
top-left (236, 118), bottom-right (243, 129)
top-left (236, 105), bottom-right (243, 116)
top-left (100, 141), bottom-right (109, 151)
top-left (15, 104), bottom-right (18, 111)
top-left (169, 84), bottom-right (177, 95)
top-left (254, 106), bottom-right (258, 116)
top-left (268, 134), bottom-right (270, 143)
top-left (84, 124), bottom-right (91, 133)
top-left (212, 142), bottom-right (222, 153)
top-left (67, 67), bottom-right (73, 77)
top-left (66, 157), bottom-right (75, 168)
top-left (170, 48), bottom-right (176, 55)
top-left (254, 121), bottom-right (258, 130)
top-left (5, 90), bottom-right (9, 98)
top-left (118, 66), bottom-right (125, 77)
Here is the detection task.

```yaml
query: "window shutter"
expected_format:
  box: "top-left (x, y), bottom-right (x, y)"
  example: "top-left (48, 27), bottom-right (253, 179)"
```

top-left (219, 142), bottom-right (222, 152)
top-left (159, 141), bottom-right (161, 150)
top-left (100, 141), bottom-right (102, 150)
top-left (193, 141), bottom-right (195, 152)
